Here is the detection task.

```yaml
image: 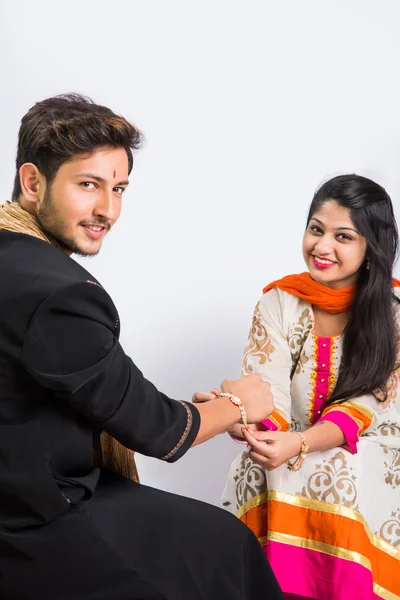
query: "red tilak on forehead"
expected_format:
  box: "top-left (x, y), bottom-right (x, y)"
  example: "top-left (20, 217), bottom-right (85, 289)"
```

top-left (113, 170), bottom-right (116, 179)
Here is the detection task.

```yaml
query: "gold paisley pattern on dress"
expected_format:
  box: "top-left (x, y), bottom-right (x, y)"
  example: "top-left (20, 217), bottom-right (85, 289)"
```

top-left (288, 308), bottom-right (313, 376)
top-left (375, 336), bottom-right (400, 407)
top-left (365, 421), bottom-right (400, 438)
top-left (377, 422), bottom-right (400, 437)
top-left (242, 302), bottom-right (275, 375)
top-left (293, 351), bottom-right (309, 376)
top-left (376, 366), bottom-right (400, 408)
top-left (290, 418), bottom-right (302, 432)
top-left (382, 447), bottom-right (400, 488)
top-left (365, 422), bottom-right (400, 488)
top-left (300, 451), bottom-right (359, 510)
top-left (377, 508), bottom-right (400, 547)
top-left (226, 451), bottom-right (267, 512)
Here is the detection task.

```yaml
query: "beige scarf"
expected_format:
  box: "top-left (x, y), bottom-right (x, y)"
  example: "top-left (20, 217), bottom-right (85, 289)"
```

top-left (0, 201), bottom-right (139, 483)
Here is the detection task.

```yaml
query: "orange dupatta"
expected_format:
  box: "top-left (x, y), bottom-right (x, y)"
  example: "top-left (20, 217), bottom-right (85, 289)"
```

top-left (263, 272), bottom-right (400, 314)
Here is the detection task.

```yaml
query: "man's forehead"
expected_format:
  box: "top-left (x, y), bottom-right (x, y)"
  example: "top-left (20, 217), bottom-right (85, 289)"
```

top-left (62, 147), bottom-right (129, 178)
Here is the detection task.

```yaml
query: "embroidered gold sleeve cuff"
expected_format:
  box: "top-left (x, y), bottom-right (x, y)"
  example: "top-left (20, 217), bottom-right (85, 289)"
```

top-left (161, 401), bottom-right (194, 461)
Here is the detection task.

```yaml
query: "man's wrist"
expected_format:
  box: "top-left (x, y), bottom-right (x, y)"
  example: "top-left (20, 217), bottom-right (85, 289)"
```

top-left (220, 396), bottom-right (242, 430)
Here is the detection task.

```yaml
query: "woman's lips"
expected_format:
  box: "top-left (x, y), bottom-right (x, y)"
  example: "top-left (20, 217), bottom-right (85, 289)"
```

top-left (312, 255), bottom-right (336, 269)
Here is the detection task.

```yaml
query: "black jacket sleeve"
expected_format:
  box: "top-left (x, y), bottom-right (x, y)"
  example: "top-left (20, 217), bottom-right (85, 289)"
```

top-left (21, 281), bottom-right (200, 462)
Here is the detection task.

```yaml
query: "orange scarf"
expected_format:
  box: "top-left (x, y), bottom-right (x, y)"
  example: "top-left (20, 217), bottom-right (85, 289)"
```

top-left (263, 272), bottom-right (400, 314)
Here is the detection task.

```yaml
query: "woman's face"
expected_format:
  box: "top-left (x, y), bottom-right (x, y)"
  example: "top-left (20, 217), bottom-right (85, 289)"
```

top-left (302, 200), bottom-right (367, 289)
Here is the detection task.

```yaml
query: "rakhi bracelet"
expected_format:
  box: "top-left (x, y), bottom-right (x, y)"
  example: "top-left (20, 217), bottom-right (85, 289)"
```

top-left (216, 392), bottom-right (248, 429)
top-left (287, 432), bottom-right (309, 472)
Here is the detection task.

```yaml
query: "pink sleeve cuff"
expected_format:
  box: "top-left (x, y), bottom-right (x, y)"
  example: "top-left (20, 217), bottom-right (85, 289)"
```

top-left (228, 432), bottom-right (248, 445)
top-left (318, 410), bottom-right (360, 454)
top-left (261, 418), bottom-right (277, 431)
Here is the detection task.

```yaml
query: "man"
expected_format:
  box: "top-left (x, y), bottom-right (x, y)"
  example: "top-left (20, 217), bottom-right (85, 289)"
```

top-left (0, 94), bottom-right (283, 599)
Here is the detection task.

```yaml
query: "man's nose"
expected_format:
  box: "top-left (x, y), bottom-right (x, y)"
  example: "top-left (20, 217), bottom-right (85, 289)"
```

top-left (93, 190), bottom-right (114, 222)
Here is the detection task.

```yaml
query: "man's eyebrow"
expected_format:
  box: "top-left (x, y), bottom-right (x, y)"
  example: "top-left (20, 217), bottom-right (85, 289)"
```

top-left (74, 173), bottom-right (129, 186)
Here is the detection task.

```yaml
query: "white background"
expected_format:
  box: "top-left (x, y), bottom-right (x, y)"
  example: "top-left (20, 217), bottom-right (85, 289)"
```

top-left (1, 0), bottom-right (400, 506)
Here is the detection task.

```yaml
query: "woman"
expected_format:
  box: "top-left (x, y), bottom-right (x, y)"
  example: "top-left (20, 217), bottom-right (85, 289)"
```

top-left (222, 175), bottom-right (400, 600)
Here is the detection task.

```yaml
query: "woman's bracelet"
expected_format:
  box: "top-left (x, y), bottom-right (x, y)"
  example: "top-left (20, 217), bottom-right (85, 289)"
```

top-left (216, 392), bottom-right (248, 429)
top-left (287, 432), bottom-right (309, 472)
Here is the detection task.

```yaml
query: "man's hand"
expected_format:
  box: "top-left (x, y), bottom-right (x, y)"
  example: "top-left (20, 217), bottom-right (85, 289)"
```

top-left (220, 374), bottom-right (274, 424)
top-left (192, 389), bottom-right (219, 403)
top-left (193, 375), bottom-right (274, 425)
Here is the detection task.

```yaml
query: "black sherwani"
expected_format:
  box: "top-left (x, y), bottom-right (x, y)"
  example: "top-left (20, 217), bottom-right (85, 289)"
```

top-left (0, 231), bottom-right (283, 600)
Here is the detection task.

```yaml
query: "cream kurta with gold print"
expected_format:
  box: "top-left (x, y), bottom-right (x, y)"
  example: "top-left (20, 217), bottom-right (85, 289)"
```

top-left (223, 287), bottom-right (400, 559)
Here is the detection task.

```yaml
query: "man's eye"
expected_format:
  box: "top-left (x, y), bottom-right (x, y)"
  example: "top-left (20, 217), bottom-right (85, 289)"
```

top-left (80, 182), bottom-right (96, 189)
top-left (114, 187), bottom-right (125, 195)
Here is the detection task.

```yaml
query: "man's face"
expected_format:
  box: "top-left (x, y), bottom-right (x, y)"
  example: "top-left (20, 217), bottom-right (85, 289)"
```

top-left (37, 146), bottom-right (129, 256)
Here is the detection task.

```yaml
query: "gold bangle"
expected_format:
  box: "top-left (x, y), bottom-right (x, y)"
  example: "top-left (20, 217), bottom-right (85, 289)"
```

top-left (216, 392), bottom-right (248, 429)
top-left (287, 432), bottom-right (309, 472)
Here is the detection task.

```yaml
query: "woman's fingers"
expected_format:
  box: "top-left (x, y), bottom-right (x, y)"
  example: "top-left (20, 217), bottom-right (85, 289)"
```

top-left (249, 450), bottom-right (272, 468)
top-left (244, 428), bottom-right (280, 470)
top-left (242, 427), bottom-right (273, 454)
top-left (251, 430), bottom-right (279, 442)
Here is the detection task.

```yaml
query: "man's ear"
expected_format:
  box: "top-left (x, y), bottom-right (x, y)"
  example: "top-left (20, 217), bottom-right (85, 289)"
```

top-left (19, 163), bottom-right (45, 207)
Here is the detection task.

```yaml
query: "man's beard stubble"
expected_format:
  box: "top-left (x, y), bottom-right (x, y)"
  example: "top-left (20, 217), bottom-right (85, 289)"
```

top-left (37, 187), bottom-right (100, 257)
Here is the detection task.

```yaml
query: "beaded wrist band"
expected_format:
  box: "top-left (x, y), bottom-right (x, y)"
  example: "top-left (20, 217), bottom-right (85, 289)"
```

top-left (287, 432), bottom-right (309, 472)
top-left (216, 392), bottom-right (248, 429)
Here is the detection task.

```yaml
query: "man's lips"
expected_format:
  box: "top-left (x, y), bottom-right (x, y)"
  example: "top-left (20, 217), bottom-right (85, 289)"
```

top-left (81, 224), bottom-right (108, 240)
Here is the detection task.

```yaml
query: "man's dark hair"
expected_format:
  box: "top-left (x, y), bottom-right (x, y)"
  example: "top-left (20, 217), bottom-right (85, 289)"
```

top-left (12, 93), bottom-right (142, 202)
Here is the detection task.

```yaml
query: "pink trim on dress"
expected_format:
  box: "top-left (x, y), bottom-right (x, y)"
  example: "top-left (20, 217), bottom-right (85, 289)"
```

top-left (265, 540), bottom-right (378, 600)
top-left (308, 336), bottom-right (334, 425)
top-left (313, 336), bottom-right (331, 419)
top-left (261, 417), bottom-right (278, 431)
top-left (228, 432), bottom-right (249, 445)
top-left (318, 410), bottom-right (360, 454)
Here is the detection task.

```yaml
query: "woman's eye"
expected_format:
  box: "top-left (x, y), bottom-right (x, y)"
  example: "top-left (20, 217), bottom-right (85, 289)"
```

top-left (80, 182), bottom-right (96, 190)
top-left (310, 225), bottom-right (323, 234)
top-left (337, 233), bottom-right (353, 241)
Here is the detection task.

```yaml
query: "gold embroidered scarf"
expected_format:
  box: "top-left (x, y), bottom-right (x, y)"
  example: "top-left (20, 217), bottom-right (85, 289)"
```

top-left (0, 201), bottom-right (139, 483)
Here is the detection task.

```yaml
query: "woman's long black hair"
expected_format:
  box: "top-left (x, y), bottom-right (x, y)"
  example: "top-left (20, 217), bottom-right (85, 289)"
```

top-left (307, 174), bottom-right (399, 406)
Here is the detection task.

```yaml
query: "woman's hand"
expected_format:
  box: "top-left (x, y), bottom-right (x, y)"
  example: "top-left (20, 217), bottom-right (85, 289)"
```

top-left (242, 429), bottom-right (302, 471)
top-left (228, 422), bottom-right (264, 439)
